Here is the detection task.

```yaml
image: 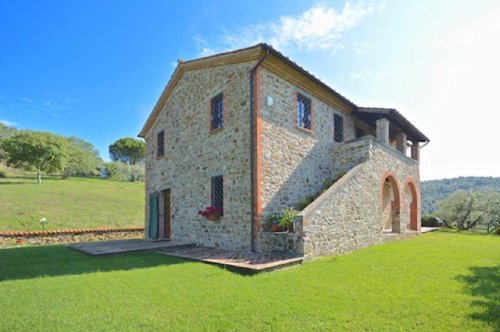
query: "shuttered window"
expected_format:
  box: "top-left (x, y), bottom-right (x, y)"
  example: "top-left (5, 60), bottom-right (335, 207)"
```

top-left (148, 193), bottom-right (159, 239)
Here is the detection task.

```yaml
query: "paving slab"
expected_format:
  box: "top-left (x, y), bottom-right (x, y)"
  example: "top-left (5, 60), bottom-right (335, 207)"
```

top-left (157, 246), bottom-right (303, 273)
top-left (68, 239), bottom-right (193, 256)
top-left (421, 227), bottom-right (441, 233)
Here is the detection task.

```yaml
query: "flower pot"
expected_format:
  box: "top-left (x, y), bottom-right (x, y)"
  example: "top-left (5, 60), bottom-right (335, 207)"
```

top-left (205, 214), bottom-right (221, 221)
top-left (271, 223), bottom-right (281, 232)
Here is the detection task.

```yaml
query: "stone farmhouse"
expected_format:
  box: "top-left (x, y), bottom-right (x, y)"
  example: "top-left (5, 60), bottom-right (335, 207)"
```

top-left (139, 44), bottom-right (429, 259)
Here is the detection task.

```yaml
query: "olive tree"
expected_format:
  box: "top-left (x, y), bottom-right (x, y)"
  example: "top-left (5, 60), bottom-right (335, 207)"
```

top-left (437, 190), bottom-right (500, 230)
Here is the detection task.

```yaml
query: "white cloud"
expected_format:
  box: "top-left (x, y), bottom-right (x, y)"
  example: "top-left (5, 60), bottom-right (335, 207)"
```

top-left (0, 119), bottom-right (17, 127)
top-left (198, 2), bottom-right (382, 55)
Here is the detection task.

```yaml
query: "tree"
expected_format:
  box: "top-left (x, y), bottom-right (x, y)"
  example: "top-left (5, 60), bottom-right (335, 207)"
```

top-left (105, 161), bottom-right (144, 182)
top-left (2, 131), bottom-right (68, 183)
top-left (436, 190), bottom-right (500, 230)
top-left (0, 122), bottom-right (17, 161)
top-left (63, 137), bottom-right (102, 178)
top-left (109, 138), bottom-right (145, 165)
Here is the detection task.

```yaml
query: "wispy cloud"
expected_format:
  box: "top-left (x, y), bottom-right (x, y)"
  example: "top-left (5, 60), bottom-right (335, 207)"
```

top-left (197, 2), bottom-right (383, 56)
top-left (0, 119), bottom-right (17, 127)
top-left (16, 90), bottom-right (78, 117)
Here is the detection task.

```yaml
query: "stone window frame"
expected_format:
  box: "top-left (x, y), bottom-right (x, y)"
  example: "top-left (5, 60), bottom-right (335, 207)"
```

top-left (293, 91), bottom-right (314, 136)
top-left (156, 129), bottom-right (166, 159)
top-left (334, 113), bottom-right (344, 143)
top-left (208, 92), bottom-right (227, 135)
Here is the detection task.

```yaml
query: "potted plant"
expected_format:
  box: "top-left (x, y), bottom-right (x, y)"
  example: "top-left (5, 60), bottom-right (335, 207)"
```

top-left (278, 208), bottom-right (298, 232)
top-left (198, 206), bottom-right (223, 221)
top-left (265, 214), bottom-right (281, 232)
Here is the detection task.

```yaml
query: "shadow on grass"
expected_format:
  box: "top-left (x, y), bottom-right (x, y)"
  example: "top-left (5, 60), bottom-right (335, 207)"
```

top-left (458, 265), bottom-right (500, 331)
top-left (0, 181), bottom-right (31, 185)
top-left (0, 245), bottom-right (187, 282)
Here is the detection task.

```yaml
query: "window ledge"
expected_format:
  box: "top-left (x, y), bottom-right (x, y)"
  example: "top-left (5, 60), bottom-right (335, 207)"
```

top-left (209, 127), bottom-right (224, 135)
top-left (294, 124), bottom-right (315, 137)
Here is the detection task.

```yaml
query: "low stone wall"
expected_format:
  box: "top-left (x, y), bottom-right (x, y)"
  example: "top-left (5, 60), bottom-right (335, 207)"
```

top-left (258, 230), bottom-right (301, 253)
top-left (0, 227), bottom-right (144, 246)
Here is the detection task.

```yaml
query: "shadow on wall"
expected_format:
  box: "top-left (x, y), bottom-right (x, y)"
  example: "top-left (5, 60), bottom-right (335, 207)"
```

top-left (458, 265), bottom-right (500, 331)
top-left (0, 245), bottom-right (187, 282)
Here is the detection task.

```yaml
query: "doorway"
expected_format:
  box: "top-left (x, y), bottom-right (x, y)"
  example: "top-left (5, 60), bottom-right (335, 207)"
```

top-left (161, 189), bottom-right (172, 239)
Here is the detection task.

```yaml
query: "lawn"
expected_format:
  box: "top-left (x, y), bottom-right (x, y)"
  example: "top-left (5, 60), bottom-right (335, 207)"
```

top-left (0, 176), bottom-right (144, 231)
top-left (0, 231), bottom-right (498, 331)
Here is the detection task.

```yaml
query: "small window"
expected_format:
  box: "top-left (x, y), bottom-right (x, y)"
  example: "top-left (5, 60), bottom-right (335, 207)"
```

top-left (211, 175), bottom-right (224, 210)
top-left (296, 93), bottom-right (312, 130)
top-left (157, 130), bottom-right (165, 157)
top-left (334, 114), bottom-right (344, 143)
top-left (210, 93), bottom-right (224, 131)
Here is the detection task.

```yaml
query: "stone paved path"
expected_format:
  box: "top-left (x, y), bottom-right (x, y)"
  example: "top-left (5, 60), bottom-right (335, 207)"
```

top-left (157, 246), bottom-right (303, 272)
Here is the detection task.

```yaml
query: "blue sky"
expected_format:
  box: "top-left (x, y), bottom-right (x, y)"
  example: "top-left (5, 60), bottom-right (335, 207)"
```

top-left (1, 0), bottom-right (499, 180)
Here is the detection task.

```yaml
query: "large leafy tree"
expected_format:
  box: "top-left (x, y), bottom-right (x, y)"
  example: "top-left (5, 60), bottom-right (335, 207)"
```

top-left (0, 122), bottom-right (17, 161)
top-left (63, 137), bottom-right (102, 178)
top-left (2, 131), bottom-right (68, 183)
top-left (437, 190), bottom-right (500, 230)
top-left (109, 137), bottom-right (145, 165)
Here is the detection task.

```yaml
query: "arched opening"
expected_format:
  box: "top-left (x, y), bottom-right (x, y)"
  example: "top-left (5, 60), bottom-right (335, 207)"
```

top-left (404, 180), bottom-right (418, 231)
top-left (381, 174), bottom-right (401, 233)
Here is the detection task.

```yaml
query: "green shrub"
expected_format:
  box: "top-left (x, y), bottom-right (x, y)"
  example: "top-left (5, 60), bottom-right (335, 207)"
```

top-left (0, 170), bottom-right (6, 178)
top-left (421, 215), bottom-right (438, 227)
top-left (297, 195), bottom-right (315, 210)
top-left (335, 170), bottom-right (347, 180)
top-left (322, 177), bottom-right (335, 191)
top-left (278, 208), bottom-right (299, 231)
top-left (496, 228), bottom-right (500, 235)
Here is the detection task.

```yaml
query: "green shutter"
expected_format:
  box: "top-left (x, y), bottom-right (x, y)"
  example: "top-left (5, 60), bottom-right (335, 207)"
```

top-left (148, 193), bottom-right (159, 239)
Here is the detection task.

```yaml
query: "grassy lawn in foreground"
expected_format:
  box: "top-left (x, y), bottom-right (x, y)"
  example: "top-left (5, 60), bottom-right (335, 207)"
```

top-left (0, 176), bottom-right (144, 231)
top-left (0, 231), bottom-right (498, 331)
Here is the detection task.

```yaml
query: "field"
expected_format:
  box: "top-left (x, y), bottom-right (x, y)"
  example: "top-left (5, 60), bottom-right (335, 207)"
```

top-left (0, 231), bottom-right (498, 331)
top-left (0, 176), bottom-right (144, 231)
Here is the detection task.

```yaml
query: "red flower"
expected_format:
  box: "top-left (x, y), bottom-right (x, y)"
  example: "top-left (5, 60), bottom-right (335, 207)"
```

top-left (198, 206), bottom-right (223, 218)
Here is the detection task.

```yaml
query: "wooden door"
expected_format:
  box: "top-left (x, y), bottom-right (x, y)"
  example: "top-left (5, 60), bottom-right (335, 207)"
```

top-left (162, 189), bottom-right (171, 239)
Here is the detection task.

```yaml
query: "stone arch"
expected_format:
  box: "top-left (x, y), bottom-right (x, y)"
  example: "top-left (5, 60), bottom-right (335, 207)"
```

top-left (380, 171), bottom-right (401, 233)
top-left (404, 178), bottom-right (419, 231)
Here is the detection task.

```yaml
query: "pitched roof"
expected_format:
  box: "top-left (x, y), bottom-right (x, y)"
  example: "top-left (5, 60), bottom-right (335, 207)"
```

top-left (139, 43), bottom-right (429, 143)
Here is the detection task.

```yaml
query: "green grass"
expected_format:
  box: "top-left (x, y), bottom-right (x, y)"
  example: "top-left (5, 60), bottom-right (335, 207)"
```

top-left (0, 231), bottom-right (498, 331)
top-left (0, 176), bottom-right (144, 231)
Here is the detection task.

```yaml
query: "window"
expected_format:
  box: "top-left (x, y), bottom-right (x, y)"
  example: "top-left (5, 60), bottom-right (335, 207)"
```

top-left (211, 175), bottom-right (224, 210)
top-left (157, 130), bottom-right (165, 157)
top-left (296, 93), bottom-right (312, 130)
top-left (334, 114), bottom-right (344, 143)
top-left (210, 93), bottom-right (224, 131)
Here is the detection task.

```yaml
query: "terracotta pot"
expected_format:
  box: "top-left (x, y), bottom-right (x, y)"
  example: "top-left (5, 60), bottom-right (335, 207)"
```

top-left (271, 223), bottom-right (281, 232)
top-left (205, 214), bottom-right (221, 221)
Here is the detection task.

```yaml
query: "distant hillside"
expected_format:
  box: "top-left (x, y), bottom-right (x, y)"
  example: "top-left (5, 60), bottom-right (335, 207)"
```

top-left (421, 176), bottom-right (500, 215)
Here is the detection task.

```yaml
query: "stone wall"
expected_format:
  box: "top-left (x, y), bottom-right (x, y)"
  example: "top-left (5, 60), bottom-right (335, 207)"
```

top-left (145, 61), bottom-right (256, 250)
top-left (258, 231), bottom-right (301, 253)
top-left (0, 227), bottom-right (143, 247)
top-left (294, 136), bottom-right (420, 259)
top-left (258, 68), bottom-right (356, 217)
